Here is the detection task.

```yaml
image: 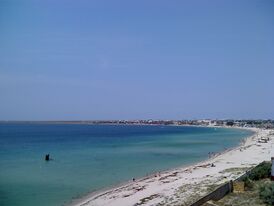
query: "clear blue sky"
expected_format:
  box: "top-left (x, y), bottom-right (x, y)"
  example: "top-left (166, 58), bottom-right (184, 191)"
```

top-left (1, 0), bottom-right (274, 120)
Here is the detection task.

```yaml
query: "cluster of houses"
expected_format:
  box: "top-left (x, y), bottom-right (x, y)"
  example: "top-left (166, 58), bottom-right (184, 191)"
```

top-left (175, 119), bottom-right (274, 129)
top-left (79, 119), bottom-right (274, 129)
top-left (5, 119), bottom-right (273, 129)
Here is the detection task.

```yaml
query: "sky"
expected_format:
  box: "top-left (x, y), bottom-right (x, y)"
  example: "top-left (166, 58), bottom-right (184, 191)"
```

top-left (0, 0), bottom-right (274, 120)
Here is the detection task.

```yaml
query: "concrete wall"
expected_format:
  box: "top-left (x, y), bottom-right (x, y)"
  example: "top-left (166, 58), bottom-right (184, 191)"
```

top-left (189, 181), bottom-right (233, 206)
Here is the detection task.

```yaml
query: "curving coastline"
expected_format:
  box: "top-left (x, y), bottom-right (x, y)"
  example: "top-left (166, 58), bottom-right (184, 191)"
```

top-left (69, 127), bottom-right (273, 206)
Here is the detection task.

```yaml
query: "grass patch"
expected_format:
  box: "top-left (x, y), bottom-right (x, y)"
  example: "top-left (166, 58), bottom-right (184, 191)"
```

top-left (219, 167), bottom-right (250, 174)
top-left (259, 182), bottom-right (274, 205)
top-left (135, 194), bottom-right (160, 205)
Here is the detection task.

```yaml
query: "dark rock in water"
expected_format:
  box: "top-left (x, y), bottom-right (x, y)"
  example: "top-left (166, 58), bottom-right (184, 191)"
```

top-left (45, 154), bottom-right (50, 161)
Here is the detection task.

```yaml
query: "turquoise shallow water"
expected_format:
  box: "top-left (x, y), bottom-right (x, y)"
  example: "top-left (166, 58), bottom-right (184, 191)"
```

top-left (0, 123), bottom-right (253, 206)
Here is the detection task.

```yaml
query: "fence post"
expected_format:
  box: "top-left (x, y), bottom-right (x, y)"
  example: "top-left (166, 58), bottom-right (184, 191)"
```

top-left (229, 180), bottom-right (233, 192)
top-left (271, 157), bottom-right (274, 181)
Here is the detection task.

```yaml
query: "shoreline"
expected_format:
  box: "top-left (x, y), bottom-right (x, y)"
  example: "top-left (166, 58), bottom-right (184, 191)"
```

top-left (68, 126), bottom-right (270, 206)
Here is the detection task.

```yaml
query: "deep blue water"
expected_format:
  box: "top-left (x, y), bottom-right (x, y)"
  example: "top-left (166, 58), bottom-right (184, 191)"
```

top-left (0, 123), bottom-right (253, 206)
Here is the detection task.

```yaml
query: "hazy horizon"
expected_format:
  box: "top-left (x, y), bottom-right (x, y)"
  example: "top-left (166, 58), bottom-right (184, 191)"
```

top-left (0, 118), bottom-right (273, 122)
top-left (1, 0), bottom-right (274, 120)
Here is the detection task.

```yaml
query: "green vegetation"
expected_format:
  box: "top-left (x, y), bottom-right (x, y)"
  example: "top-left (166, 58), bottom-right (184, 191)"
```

top-left (242, 176), bottom-right (254, 189)
top-left (248, 162), bottom-right (271, 181)
top-left (220, 167), bottom-right (250, 174)
top-left (259, 182), bottom-right (274, 205)
top-left (136, 194), bottom-right (160, 205)
top-left (206, 162), bottom-right (273, 206)
top-left (209, 179), bottom-right (270, 206)
top-left (241, 162), bottom-right (271, 190)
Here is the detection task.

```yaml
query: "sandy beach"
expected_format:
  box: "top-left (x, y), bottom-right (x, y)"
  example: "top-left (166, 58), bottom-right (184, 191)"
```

top-left (72, 127), bottom-right (273, 206)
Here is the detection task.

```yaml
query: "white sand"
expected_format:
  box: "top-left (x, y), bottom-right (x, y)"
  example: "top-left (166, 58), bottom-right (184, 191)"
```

top-left (72, 128), bottom-right (274, 206)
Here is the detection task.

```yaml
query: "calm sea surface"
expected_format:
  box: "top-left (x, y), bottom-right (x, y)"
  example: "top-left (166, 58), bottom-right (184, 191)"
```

top-left (0, 123), bottom-right (253, 206)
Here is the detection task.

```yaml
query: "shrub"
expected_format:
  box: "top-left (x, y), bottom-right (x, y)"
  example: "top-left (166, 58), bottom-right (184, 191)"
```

top-left (248, 162), bottom-right (271, 181)
top-left (259, 182), bottom-right (274, 205)
top-left (242, 176), bottom-right (254, 189)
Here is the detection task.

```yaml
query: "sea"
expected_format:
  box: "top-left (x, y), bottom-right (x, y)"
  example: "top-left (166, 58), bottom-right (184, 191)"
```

top-left (0, 123), bottom-right (254, 206)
